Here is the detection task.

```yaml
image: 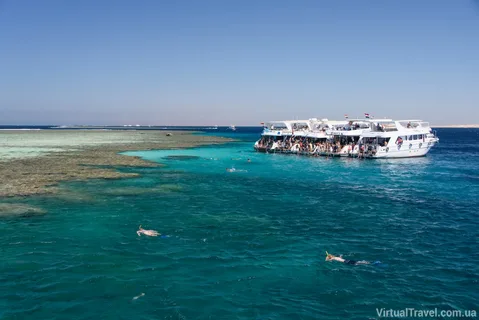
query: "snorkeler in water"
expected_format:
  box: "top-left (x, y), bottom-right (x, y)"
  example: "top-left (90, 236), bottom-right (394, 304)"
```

top-left (226, 167), bottom-right (248, 173)
top-left (137, 225), bottom-right (160, 237)
top-left (325, 251), bottom-right (381, 265)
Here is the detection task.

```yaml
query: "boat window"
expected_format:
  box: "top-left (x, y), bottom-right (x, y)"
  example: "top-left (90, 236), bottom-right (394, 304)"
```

top-left (419, 122), bottom-right (429, 128)
top-left (408, 135), bottom-right (413, 140)
top-left (400, 121), bottom-right (420, 128)
top-left (291, 122), bottom-right (309, 130)
top-left (413, 135), bottom-right (418, 140)
top-left (268, 123), bottom-right (287, 130)
top-left (349, 123), bottom-right (360, 130)
top-left (378, 137), bottom-right (390, 146)
top-left (375, 122), bottom-right (397, 132)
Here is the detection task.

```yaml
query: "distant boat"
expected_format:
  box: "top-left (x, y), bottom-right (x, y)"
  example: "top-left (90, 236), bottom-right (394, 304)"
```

top-left (228, 125), bottom-right (236, 131)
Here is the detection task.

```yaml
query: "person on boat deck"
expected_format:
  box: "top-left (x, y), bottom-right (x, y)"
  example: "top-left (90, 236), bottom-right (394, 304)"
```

top-left (325, 252), bottom-right (371, 265)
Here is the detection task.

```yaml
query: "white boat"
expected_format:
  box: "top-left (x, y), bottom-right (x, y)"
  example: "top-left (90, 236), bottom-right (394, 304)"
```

top-left (254, 118), bottom-right (439, 159)
top-left (355, 120), bottom-right (439, 158)
top-left (228, 125), bottom-right (236, 131)
top-left (254, 118), bottom-right (348, 152)
top-left (329, 119), bottom-right (388, 157)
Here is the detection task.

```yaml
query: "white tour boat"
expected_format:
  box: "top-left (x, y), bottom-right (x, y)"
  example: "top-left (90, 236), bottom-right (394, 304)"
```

top-left (254, 117), bottom-right (439, 159)
top-left (254, 118), bottom-right (348, 153)
top-left (329, 119), bottom-right (390, 157)
top-left (355, 120), bottom-right (439, 158)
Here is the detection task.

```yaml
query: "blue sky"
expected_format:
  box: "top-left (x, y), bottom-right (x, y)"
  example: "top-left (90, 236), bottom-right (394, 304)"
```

top-left (0, 0), bottom-right (478, 125)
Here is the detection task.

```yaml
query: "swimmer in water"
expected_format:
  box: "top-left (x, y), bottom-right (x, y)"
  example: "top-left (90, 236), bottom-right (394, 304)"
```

top-left (325, 251), bottom-right (375, 265)
top-left (226, 167), bottom-right (236, 172)
top-left (247, 159), bottom-right (251, 162)
top-left (132, 293), bottom-right (145, 300)
top-left (137, 225), bottom-right (160, 237)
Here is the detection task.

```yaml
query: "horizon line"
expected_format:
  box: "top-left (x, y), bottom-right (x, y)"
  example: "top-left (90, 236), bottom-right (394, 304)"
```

top-left (1, 123), bottom-right (479, 128)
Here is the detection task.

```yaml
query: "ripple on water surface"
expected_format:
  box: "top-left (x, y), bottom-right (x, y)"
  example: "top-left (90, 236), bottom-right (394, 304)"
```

top-left (1, 130), bottom-right (478, 319)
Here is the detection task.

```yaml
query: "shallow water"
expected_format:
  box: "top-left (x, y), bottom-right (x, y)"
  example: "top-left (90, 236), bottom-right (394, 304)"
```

top-left (1, 129), bottom-right (478, 319)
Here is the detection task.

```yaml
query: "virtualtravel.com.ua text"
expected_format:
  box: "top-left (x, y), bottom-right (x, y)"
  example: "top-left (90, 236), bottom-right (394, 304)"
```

top-left (376, 308), bottom-right (477, 318)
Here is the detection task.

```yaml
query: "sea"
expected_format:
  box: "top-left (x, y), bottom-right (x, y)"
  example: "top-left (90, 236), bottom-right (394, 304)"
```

top-left (1, 126), bottom-right (478, 319)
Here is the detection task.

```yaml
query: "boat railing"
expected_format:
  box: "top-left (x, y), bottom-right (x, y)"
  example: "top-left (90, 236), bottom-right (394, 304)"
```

top-left (263, 128), bottom-right (290, 134)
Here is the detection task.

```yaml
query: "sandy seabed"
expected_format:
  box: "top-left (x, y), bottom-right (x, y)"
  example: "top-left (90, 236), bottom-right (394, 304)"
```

top-left (0, 130), bottom-right (232, 198)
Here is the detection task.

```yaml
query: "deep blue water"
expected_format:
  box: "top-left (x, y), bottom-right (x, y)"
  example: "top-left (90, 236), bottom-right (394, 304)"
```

top-left (1, 129), bottom-right (478, 319)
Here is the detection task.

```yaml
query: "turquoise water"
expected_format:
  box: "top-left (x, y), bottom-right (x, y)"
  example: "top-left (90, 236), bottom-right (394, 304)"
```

top-left (1, 129), bottom-right (478, 319)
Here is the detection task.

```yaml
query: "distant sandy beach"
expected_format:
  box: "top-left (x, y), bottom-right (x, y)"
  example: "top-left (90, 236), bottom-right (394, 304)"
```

top-left (0, 130), bottom-right (232, 197)
top-left (432, 124), bottom-right (479, 128)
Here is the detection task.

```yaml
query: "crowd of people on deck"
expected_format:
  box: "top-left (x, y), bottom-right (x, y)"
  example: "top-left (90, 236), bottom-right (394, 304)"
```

top-left (255, 134), bottom-right (392, 157)
top-left (256, 136), bottom-right (356, 155)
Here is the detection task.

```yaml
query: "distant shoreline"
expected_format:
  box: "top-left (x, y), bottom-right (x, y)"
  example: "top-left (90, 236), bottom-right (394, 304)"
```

top-left (1, 124), bottom-right (478, 130)
top-left (1, 124), bottom-right (478, 128)
top-left (432, 125), bottom-right (479, 128)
